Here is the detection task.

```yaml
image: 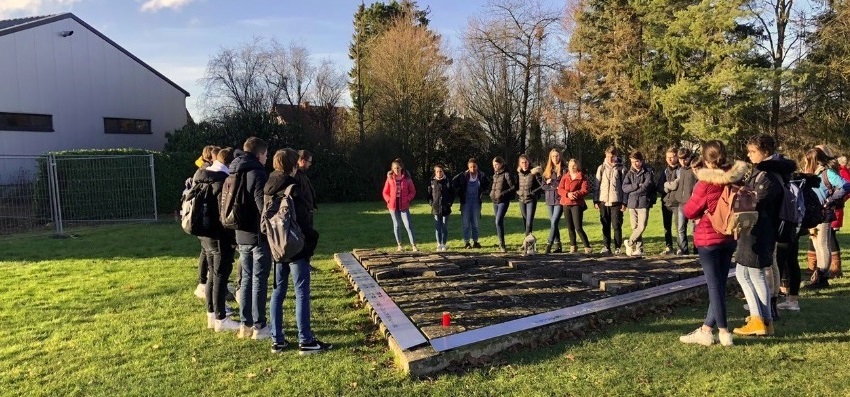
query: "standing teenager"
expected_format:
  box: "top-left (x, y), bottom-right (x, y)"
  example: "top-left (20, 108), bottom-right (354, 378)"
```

top-left (541, 149), bottom-right (567, 253)
top-left (516, 154), bottom-right (542, 236)
top-left (621, 151), bottom-right (654, 257)
top-left (490, 156), bottom-right (516, 252)
top-left (453, 159), bottom-right (490, 249)
top-left (657, 147), bottom-right (680, 255)
top-left (382, 159), bottom-right (418, 252)
top-left (594, 146), bottom-right (626, 255)
top-left (558, 159), bottom-right (592, 253)
top-left (428, 164), bottom-right (455, 251)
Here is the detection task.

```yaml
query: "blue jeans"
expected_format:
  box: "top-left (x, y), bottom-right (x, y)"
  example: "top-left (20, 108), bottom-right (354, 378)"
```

top-left (519, 200), bottom-right (537, 235)
top-left (699, 242), bottom-right (735, 329)
top-left (237, 242), bottom-right (272, 327)
top-left (462, 201), bottom-right (481, 243)
top-left (434, 215), bottom-right (449, 245)
top-left (269, 258), bottom-right (314, 344)
top-left (677, 205), bottom-right (690, 254)
top-left (546, 204), bottom-right (563, 244)
top-left (389, 209), bottom-right (416, 246)
top-left (493, 202), bottom-right (509, 246)
top-left (736, 264), bottom-right (772, 322)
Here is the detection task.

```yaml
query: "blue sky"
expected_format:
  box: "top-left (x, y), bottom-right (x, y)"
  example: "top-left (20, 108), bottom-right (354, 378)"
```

top-left (0, 0), bottom-right (565, 119)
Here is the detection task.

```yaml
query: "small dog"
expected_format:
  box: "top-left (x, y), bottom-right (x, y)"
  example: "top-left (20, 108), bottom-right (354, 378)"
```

top-left (521, 234), bottom-right (537, 256)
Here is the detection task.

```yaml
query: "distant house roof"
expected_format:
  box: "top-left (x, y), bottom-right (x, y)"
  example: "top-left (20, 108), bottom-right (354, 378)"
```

top-left (0, 13), bottom-right (190, 97)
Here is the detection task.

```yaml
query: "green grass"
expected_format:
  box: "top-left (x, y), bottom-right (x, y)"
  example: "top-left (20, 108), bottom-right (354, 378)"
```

top-left (1, 201), bottom-right (849, 396)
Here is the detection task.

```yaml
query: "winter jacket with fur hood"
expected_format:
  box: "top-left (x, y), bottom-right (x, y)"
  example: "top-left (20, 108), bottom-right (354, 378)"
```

top-left (382, 170), bottom-right (416, 211)
top-left (683, 161), bottom-right (748, 248)
top-left (516, 166), bottom-right (543, 203)
top-left (428, 176), bottom-right (454, 216)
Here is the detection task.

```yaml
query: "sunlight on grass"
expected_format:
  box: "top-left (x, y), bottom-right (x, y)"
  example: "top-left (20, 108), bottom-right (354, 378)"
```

top-left (2, 201), bottom-right (849, 396)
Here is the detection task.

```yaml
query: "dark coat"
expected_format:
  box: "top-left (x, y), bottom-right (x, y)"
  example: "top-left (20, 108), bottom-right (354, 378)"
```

top-left (622, 165), bottom-right (654, 209)
top-left (516, 167), bottom-right (543, 204)
top-left (490, 168), bottom-right (517, 203)
top-left (263, 171), bottom-right (319, 261)
top-left (736, 156), bottom-right (797, 268)
top-left (427, 177), bottom-right (454, 216)
top-left (295, 169), bottom-right (317, 211)
top-left (452, 170), bottom-right (490, 207)
top-left (656, 164), bottom-right (679, 209)
top-left (229, 152), bottom-right (269, 246)
top-left (191, 167), bottom-right (233, 242)
top-left (541, 164), bottom-right (567, 206)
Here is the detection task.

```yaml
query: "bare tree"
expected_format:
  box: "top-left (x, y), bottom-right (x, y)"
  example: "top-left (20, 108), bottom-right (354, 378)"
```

top-left (268, 41), bottom-right (316, 108)
top-left (200, 37), bottom-right (277, 116)
top-left (460, 0), bottom-right (563, 159)
top-left (311, 58), bottom-right (348, 146)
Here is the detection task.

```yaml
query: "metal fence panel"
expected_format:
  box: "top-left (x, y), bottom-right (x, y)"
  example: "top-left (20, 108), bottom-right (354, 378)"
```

top-left (0, 155), bottom-right (52, 235)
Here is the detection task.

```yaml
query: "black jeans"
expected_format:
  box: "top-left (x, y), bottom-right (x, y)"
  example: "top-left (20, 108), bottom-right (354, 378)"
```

top-left (599, 204), bottom-right (623, 250)
top-left (200, 236), bottom-right (236, 319)
top-left (564, 205), bottom-right (590, 248)
top-left (699, 241), bottom-right (736, 329)
top-left (777, 229), bottom-right (801, 296)
top-left (197, 247), bottom-right (208, 284)
top-left (661, 205), bottom-right (674, 249)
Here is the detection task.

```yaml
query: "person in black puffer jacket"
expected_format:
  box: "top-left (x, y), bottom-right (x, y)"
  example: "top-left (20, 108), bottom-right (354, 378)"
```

top-left (516, 154), bottom-right (543, 236)
top-left (194, 148), bottom-right (240, 332)
top-left (428, 164), bottom-right (455, 252)
top-left (733, 134), bottom-right (796, 337)
top-left (265, 148), bottom-right (331, 355)
top-left (229, 137), bottom-right (271, 339)
top-left (656, 147), bottom-right (680, 255)
top-left (621, 151), bottom-right (655, 257)
top-left (490, 156), bottom-right (517, 252)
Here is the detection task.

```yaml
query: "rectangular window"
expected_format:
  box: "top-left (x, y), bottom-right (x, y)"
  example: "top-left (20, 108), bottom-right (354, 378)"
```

top-left (104, 118), bottom-right (152, 134)
top-left (0, 112), bottom-right (54, 132)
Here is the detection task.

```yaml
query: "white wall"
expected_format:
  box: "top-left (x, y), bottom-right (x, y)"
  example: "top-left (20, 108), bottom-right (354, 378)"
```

top-left (0, 18), bottom-right (188, 155)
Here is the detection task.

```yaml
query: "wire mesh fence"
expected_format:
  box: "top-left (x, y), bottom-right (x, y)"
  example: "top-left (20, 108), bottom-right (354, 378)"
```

top-left (0, 154), bottom-right (157, 236)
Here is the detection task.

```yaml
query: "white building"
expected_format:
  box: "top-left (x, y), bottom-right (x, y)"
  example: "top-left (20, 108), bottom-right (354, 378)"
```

top-left (0, 13), bottom-right (189, 155)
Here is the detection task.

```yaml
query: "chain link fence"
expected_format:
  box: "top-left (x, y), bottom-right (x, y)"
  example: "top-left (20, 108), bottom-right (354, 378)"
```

top-left (0, 154), bottom-right (157, 236)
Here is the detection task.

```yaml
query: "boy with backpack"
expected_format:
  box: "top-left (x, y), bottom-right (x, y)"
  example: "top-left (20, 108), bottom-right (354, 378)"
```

top-left (265, 148), bottom-right (332, 355)
top-left (227, 137), bottom-right (272, 340)
top-left (621, 151), bottom-right (655, 257)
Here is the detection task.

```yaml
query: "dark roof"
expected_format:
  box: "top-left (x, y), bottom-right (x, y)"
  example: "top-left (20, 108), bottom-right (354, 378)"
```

top-left (0, 13), bottom-right (190, 97)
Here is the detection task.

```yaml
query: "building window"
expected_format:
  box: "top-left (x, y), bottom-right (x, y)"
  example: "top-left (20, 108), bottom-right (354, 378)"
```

top-left (0, 112), bottom-right (54, 132)
top-left (104, 118), bottom-right (152, 134)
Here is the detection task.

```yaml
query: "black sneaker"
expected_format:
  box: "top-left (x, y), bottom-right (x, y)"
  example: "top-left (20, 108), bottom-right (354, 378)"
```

top-left (464, 242), bottom-right (472, 249)
top-left (472, 242), bottom-right (482, 249)
top-left (270, 340), bottom-right (289, 354)
top-left (298, 339), bottom-right (333, 355)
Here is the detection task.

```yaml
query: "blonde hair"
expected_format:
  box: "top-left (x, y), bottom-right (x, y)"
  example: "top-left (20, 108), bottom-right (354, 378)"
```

top-left (568, 158), bottom-right (580, 170)
top-left (543, 148), bottom-right (563, 179)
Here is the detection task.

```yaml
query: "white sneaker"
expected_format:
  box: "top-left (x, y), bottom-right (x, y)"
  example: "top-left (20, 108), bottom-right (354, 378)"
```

top-left (776, 299), bottom-right (800, 311)
top-left (717, 332), bottom-right (734, 347)
top-left (743, 304), bottom-right (749, 311)
top-left (252, 326), bottom-right (272, 341)
top-left (624, 240), bottom-right (633, 257)
top-left (194, 283), bottom-right (206, 299)
top-left (632, 249), bottom-right (644, 257)
top-left (206, 312), bottom-right (215, 329)
top-left (411, 245), bottom-right (419, 252)
top-left (679, 327), bottom-right (714, 346)
top-left (215, 318), bottom-right (241, 332)
top-left (396, 245), bottom-right (403, 252)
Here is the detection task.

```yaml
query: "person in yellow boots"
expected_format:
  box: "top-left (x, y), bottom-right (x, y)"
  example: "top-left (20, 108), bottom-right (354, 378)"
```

top-left (734, 135), bottom-right (794, 337)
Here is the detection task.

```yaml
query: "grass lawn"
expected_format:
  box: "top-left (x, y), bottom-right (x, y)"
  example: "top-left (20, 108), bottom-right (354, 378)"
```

top-left (1, 201), bottom-right (849, 396)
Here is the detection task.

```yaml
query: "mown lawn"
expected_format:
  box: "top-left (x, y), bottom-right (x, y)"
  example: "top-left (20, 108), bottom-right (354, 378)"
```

top-left (1, 201), bottom-right (848, 396)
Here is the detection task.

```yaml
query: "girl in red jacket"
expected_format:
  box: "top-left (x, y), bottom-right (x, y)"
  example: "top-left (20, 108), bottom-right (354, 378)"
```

top-left (558, 159), bottom-right (592, 253)
top-left (382, 159), bottom-right (418, 252)
top-left (679, 141), bottom-right (748, 347)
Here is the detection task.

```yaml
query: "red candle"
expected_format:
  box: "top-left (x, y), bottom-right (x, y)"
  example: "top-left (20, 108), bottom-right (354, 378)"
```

top-left (442, 312), bottom-right (451, 327)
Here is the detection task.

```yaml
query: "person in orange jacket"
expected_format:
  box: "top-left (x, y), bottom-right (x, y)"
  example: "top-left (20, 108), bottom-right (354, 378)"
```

top-left (558, 159), bottom-right (592, 253)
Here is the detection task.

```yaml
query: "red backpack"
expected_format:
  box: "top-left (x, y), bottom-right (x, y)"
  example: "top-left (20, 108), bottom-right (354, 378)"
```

top-left (708, 184), bottom-right (758, 239)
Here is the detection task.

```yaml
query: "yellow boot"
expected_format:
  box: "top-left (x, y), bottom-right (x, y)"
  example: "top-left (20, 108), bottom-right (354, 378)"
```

top-left (733, 316), bottom-right (767, 336)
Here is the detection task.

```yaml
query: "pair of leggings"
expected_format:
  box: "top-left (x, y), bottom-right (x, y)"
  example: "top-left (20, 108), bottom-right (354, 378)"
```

top-left (564, 205), bottom-right (590, 248)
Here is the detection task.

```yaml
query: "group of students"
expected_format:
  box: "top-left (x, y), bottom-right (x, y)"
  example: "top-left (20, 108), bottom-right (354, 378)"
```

top-left (382, 147), bottom-right (691, 257)
top-left (678, 136), bottom-right (849, 347)
top-left (381, 137), bottom-right (849, 347)
top-left (187, 138), bottom-right (332, 355)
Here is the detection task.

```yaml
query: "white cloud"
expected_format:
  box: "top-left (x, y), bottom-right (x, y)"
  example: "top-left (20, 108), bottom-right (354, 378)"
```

top-left (139, 0), bottom-right (195, 13)
top-left (0, 0), bottom-right (80, 19)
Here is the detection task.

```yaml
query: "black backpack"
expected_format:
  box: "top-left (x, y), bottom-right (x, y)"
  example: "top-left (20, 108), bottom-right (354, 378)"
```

top-left (219, 172), bottom-right (247, 230)
top-left (260, 185), bottom-right (305, 262)
top-left (181, 182), bottom-right (218, 236)
top-left (799, 181), bottom-right (827, 229)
